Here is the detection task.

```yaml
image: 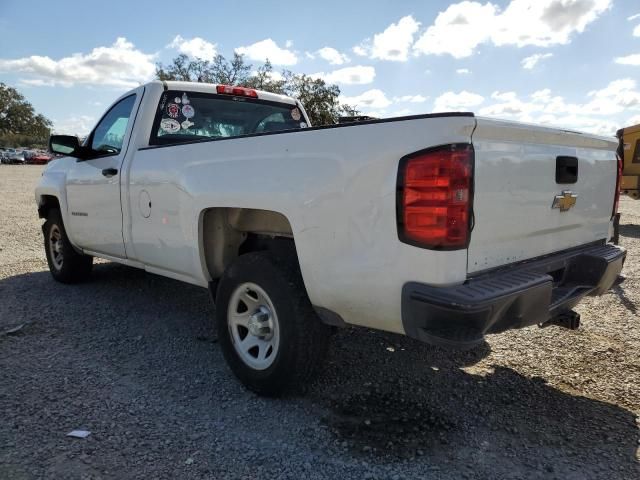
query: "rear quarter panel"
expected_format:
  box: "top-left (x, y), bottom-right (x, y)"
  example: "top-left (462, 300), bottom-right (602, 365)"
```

top-left (128, 115), bottom-right (475, 334)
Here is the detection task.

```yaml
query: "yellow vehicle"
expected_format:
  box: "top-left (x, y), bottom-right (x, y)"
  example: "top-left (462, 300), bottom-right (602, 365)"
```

top-left (617, 122), bottom-right (640, 200)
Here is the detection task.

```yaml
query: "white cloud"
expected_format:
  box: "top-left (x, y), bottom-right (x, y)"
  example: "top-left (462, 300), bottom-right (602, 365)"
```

top-left (390, 108), bottom-right (413, 117)
top-left (304, 51), bottom-right (315, 60)
top-left (316, 47), bottom-right (350, 65)
top-left (614, 54), bottom-right (640, 66)
top-left (456, 68), bottom-right (471, 74)
top-left (312, 65), bottom-right (375, 85)
top-left (627, 114), bottom-right (640, 126)
top-left (414, 0), bottom-right (612, 58)
top-left (625, 11), bottom-right (640, 35)
top-left (168, 35), bottom-right (217, 61)
top-left (477, 79), bottom-right (640, 136)
top-left (340, 89), bottom-right (392, 110)
top-left (531, 88), bottom-right (552, 102)
top-left (352, 45), bottom-right (368, 57)
top-left (235, 39), bottom-right (297, 65)
top-left (0, 37), bottom-right (155, 88)
top-left (521, 52), bottom-right (553, 69)
top-left (53, 115), bottom-right (96, 135)
top-left (433, 90), bottom-right (485, 112)
top-left (586, 79), bottom-right (640, 114)
top-left (414, 2), bottom-right (498, 58)
top-left (18, 78), bottom-right (57, 87)
top-left (491, 91), bottom-right (518, 101)
top-left (393, 94), bottom-right (428, 103)
top-left (369, 15), bottom-right (421, 61)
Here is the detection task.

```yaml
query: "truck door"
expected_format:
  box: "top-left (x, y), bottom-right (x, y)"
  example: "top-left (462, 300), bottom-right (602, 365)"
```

top-left (65, 93), bottom-right (139, 258)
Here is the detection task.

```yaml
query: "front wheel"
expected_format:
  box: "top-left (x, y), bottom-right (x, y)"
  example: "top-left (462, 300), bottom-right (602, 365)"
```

top-left (43, 209), bottom-right (93, 283)
top-left (216, 251), bottom-right (330, 396)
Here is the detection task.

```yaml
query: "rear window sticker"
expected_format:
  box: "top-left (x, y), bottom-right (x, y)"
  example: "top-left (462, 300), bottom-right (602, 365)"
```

top-left (290, 108), bottom-right (301, 121)
top-left (181, 119), bottom-right (194, 130)
top-left (182, 93), bottom-right (190, 105)
top-left (174, 97), bottom-right (182, 104)
top-left (167, 103), bottom-right (180, 118)
top-left (182, 104), bottom-right (195, 118)
top-left (300, 122), bottom-right (307, 128)
top-left (160, 118), bottom-right (180, 133)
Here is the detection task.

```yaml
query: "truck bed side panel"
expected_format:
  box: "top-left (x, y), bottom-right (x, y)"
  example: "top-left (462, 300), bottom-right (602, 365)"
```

top-left (126, 116), bottom-right (476, 334)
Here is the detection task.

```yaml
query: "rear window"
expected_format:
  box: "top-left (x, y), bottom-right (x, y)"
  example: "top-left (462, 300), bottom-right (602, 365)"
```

top-left (150, 90), bottom-right (307, 145)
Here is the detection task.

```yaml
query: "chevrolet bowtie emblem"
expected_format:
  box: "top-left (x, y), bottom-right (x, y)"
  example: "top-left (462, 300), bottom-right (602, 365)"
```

top-left (552, 190), bottom-right (577, 212)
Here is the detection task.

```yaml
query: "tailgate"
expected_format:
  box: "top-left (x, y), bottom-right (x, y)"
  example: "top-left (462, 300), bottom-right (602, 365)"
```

top-left (468, 117), bottom-right (618, 274)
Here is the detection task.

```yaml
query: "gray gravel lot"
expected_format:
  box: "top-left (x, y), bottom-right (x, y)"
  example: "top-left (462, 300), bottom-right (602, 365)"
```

top-left (0, 164), bottom-right (639, 479)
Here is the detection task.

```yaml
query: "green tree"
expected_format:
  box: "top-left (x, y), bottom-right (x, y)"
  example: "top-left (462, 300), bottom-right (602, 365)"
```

top-left (0, 83), bottom-right (52, 147)
top-left (156, 54), bottom-right (358, 125)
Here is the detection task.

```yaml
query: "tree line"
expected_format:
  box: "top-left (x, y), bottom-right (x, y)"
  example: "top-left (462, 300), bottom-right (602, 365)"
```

top-left (0, 83), bottom-right (52, 148)
top-left (0, 53), bottom-right (359, 147)
top-left (155, 54), bottom-right (359, 125)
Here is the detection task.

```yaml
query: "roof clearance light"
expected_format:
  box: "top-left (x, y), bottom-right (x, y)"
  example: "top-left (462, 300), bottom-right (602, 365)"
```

top-left (216, 85), bottom-right (258, 98)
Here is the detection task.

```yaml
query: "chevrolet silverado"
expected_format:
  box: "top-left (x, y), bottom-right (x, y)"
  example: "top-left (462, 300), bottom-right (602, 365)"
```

top-left (36, 81), bottom-right (625, 395)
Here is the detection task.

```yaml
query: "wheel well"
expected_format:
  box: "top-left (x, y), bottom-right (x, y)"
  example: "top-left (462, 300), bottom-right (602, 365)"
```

top-left (201, 208), bottom-right (296, 280)
top-left (38, 195), bottom-right (61, 219)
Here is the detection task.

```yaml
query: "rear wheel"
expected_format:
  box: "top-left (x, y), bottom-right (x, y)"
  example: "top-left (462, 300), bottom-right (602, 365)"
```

top-left (43, 209), bottom-right (93, 283)
top-left (216, 251), bottom-right (330, 396)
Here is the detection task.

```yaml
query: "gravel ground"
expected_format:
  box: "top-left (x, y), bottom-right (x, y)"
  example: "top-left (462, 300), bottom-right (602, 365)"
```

top-left (0, 165), bottom-right (638, 479)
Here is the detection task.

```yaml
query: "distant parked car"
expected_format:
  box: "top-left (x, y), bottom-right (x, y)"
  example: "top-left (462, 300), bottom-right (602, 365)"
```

top-left (29, 152), bottom-right (52, 165)
top-left (3, 148), bottom-right (24, 164)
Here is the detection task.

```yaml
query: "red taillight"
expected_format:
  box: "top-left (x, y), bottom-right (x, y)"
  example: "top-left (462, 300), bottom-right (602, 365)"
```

top-left (613, 153), bottom-right (622, 217)
top-left (397, 144), bottom-right (473, 249)
top-left (216, 85), bottom-right (258, 98)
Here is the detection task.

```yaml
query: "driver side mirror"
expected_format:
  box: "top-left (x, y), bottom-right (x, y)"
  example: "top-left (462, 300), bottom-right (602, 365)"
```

top-left (49, 135), bottom-right (90, 160)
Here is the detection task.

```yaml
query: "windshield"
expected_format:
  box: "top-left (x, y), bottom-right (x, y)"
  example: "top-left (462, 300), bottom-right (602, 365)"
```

top-left (150, 90), bottom-right (307, 145)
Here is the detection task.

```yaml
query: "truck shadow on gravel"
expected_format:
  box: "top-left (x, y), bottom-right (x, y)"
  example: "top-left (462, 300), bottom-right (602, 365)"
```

top-left (619, 223), bottom-right (640, 239)
top-left (1, 263), bottom-right (639, 478)
top-left (313, 329), bottom-right (640, 475)
top-left (611, 284), bottom-right (637, 314)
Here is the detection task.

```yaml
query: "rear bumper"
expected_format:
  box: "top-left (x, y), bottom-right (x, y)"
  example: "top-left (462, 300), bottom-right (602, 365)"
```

top-left (402, 243), bottom-right (626, 348)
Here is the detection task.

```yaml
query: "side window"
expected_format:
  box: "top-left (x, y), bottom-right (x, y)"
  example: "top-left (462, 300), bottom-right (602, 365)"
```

top-left (90, 95), bottom-right (136, 155)
top-left (633, 139), bottom-right (640, 164)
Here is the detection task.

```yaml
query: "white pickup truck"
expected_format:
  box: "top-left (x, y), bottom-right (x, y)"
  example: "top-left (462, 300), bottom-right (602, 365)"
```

top-left (37, 81), bottom-right (625, 395)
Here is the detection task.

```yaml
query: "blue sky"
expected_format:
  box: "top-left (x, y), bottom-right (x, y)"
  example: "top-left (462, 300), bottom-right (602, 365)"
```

top-left (0, 0), bottom-right (639, 136)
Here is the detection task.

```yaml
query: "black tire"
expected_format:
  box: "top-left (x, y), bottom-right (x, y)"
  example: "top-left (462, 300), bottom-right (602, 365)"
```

top-left (216, 251), bottom-right (330, 396)
top-left (43, 209), bottom-right (93, 283)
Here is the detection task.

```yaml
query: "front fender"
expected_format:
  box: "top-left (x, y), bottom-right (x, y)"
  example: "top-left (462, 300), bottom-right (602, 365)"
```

top-left (35, 158), bottom-right (79, 247)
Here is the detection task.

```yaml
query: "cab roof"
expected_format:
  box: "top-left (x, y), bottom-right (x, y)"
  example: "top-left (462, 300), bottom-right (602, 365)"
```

top-left (153, 80), bottom-right (298, 106)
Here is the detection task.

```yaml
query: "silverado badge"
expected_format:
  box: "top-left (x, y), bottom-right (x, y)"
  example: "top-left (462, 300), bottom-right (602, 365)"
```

top-left (552, 190), bottom-right (577, 212)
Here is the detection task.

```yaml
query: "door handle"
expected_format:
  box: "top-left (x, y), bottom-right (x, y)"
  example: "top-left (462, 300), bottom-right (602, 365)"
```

top-left (102, 168), bottom-right (118, 177)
